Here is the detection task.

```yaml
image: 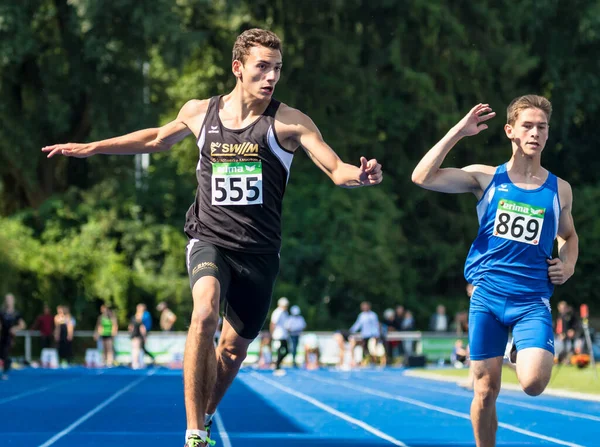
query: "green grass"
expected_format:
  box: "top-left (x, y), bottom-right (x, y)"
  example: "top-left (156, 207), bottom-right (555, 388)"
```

top-left (417, 365), bottom-right (600, 395)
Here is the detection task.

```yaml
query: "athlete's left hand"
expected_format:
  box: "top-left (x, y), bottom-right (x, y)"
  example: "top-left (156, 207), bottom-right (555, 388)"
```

top-left (547, 258), bottom-right (574, 285)
top-left (358, 157), bottom-right (383, 186)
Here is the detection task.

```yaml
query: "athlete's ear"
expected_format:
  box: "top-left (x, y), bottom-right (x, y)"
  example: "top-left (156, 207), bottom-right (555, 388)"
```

top-left (232, 59), bottom-right (243, 80)
top-left (504, 123), bottom-right (514, 139)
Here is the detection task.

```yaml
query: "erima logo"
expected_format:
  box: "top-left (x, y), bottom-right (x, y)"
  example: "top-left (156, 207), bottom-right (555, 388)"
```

top-left (208, 125), bottom-right (219, 134)
top-left (245, 165), bottom-right (256, 172)
top-left (210, 141), bottom-right (259, 157)
top-left (547, 338), bottom-right (554, 347)
top-left (498, 184), bottom-right (509, 192)
top-left (216, 165), bottom-right (244, 174)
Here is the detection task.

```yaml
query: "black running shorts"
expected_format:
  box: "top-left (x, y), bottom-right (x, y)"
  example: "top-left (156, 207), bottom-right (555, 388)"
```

top-left (186, 239), bottom-right (280, 339)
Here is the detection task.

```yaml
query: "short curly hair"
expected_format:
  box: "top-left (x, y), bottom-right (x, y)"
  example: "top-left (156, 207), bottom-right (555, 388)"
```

top-left (232, 28), bottom-right (282, 64)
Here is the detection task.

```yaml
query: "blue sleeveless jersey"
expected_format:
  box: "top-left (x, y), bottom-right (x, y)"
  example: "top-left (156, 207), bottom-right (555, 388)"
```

top-left (464, 164), bottom-right (561, 297)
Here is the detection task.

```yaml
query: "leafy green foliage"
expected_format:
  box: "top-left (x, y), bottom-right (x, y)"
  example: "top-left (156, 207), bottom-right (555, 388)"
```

top-left (1, 0), bottom-right (600, 329)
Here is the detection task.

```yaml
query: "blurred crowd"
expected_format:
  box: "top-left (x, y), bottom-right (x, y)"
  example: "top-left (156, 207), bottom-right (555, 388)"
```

top-left (0, 290), bottom-right (597, 376)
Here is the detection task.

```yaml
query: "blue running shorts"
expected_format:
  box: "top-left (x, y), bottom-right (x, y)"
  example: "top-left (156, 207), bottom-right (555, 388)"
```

top-left (468, 283), bottom-right (555, 361)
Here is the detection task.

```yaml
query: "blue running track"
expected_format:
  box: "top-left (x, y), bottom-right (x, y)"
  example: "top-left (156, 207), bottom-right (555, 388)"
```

top-left (0, 366), bottom-right (598, 446)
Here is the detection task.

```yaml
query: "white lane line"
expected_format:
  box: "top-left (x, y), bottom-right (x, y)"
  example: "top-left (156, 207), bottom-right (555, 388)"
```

top-left (301, 373), bottom-right (585, 447)
top-left (214, 410), bottom-right (232, 447)
top-left (0, 377), bottom-right (81, 405)
top-left (356, 370), bottom-right (600, 423)
top-left (385, 379), bottom-right (600, 423)
top-left (248, 372), bottom-right (408, 446)
top-left (38, 369), bottom-right (156, 447)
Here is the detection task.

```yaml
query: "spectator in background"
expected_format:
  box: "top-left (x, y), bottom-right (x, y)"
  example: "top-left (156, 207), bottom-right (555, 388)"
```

top-left (129, 305), bottom-right (147, 369)
top-left (157, 302), bottom-right (177, 331)
top-left (381, 308), bottom-right (397, 364)
top-left (349, 301), bottom-right (380, 366)
top-left (95, 304), bottom-right (118, 367)
top-left (393, 305), bottom-right (405, 330)
top-left (429, 304), bottom-right (449, 332)
top-left (270, 297), bottom-right (290, 376)
top-left (454, 311), bottom-right (469, 336)
top-left (32, 304), bottom-right (54, 352)
top-left (451, 339), bottom-right (469, 368)
top-left (554, 301), bottom-right (582, 364)
top-left (401, 310), bottom-right (415, 331)
top-left (257, 332), bottom-right (273, 369)
top-left (392, 305), bottom-right (406, 357)
top-left (0, 294), bottom-right (26, 380)
top-left (333, 329), bottom-right (354, 369)
top-left (400, 310), bottom-right (416, 355)
top-left (142, 304), bottom-right (153, 332)
top-left (285, 305), bottom-right (306, 368)
top-left (459, 283), bottom-right (475, 390)
top-left (139, 303), bottom-right (156, 365)
top-left (54, 305), bottom-right (74, 367)
top-left (453, 284), bottom-right (473, 336)
top-left (303, 333), bottom-right (321, 370)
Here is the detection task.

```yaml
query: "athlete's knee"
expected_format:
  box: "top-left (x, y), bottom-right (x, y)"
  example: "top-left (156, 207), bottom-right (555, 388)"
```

top-left (190, 306), bottom-right (219, 336)
top-left (218, 342), bottom-right (248, 368)
top-left (520, 376), bottom-right (549, 396)
top-left (473, 378), bottom-right (501, 406)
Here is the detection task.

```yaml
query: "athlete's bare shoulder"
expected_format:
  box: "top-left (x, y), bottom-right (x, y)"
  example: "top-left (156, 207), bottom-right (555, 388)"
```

top-left (273, 102), bottom-right (314, 152)
top-left (556, 176), bottom-right (573, 209)
top-left (178, 99), bottom-right (210, 137)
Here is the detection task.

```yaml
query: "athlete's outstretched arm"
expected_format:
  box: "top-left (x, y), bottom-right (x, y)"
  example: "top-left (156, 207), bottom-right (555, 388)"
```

top-left (42, 100), bottom-right (204, 158)
top-left (548, 180), bottom-right (578, 285)
top-left (290, 111), bottom-right (382, 188)
top-left (411, 103), bottom-right (495, 194)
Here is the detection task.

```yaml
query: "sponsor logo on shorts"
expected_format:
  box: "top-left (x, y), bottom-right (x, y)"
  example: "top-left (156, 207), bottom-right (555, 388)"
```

top-left (547, 338), bottom-right (554, 347)
top-left (541, 297), bottom-right (551, 312)
top-left (192, 262), bottom-right (219, 276)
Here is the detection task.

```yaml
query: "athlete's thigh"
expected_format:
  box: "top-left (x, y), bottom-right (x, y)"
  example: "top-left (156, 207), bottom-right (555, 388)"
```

top-left (509, 298), bottom-right (554, 354)
top-left (186, 239), bottom-right (232, 305)
top-left (223, 251), bottom-right (280, 340)
top-left (515, 347), bottom-right (554, 389)
top-left (509, 299), bottom-right (555, 384)
top-left (469, 286), bottom-right (509, 360)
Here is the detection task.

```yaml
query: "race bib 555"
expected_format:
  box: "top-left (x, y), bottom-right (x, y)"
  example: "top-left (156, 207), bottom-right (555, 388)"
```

top-left (211, 162), bottom-right (263, 205)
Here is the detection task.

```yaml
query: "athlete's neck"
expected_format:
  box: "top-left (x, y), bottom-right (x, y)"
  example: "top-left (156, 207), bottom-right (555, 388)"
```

top-left (506, 154), bottom-right (546, 183)
top-left (221, 85), bottom-right (271, 127)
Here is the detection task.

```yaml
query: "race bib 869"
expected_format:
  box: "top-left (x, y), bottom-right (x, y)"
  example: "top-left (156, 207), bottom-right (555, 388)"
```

top-left (211, 162), bottom-right (263, 205)
top-left (493, 199), bottom-right (545, 245)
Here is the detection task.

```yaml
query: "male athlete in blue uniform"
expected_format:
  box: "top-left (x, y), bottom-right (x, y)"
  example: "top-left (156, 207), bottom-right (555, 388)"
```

top-left (412, 95), bottom-right (578, 447)
top-left (43, 29), bottom-right (383, 447)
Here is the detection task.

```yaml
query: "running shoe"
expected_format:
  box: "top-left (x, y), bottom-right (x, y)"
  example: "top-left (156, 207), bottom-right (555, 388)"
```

top-left (184, 434), bottom-right (215, 447)
top-left (205, 420), bottom-right (213, 443)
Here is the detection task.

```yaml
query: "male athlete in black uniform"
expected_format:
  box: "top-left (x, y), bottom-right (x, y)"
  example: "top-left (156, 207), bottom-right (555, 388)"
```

top-left (43, 28), bottom-right (383, 446)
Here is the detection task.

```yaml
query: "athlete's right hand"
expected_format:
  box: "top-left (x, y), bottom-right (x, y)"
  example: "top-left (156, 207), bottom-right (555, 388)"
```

top-left (42, 143), bottom-right (95, 158)
top-left (455, 103), bottom-right (496, 137)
